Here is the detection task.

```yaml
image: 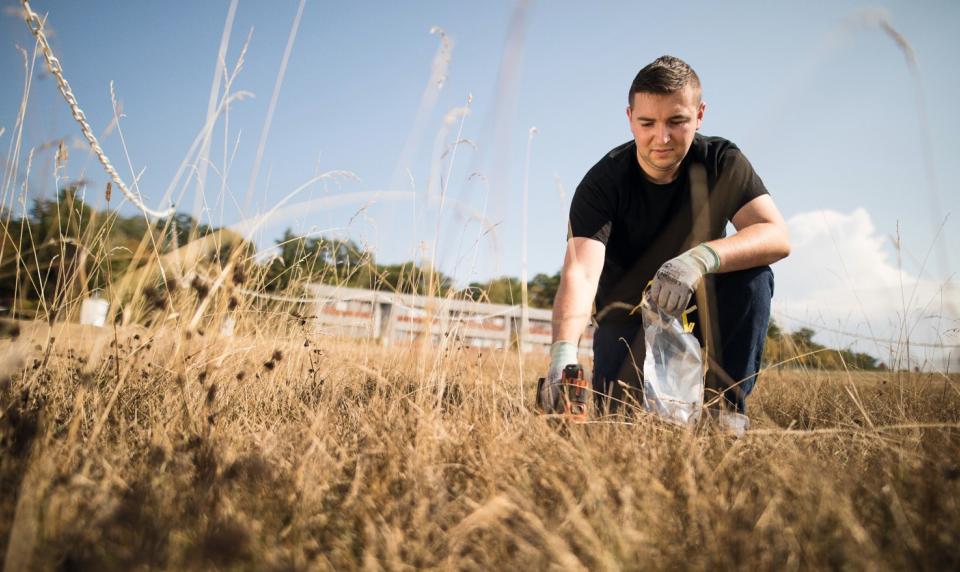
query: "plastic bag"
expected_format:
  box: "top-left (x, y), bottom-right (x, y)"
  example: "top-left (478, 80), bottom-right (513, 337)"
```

top-left (641, 304), bottom-right (703, 426)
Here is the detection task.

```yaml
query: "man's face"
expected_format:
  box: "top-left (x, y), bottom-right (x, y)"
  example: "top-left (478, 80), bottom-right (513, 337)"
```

top-left (626, 85), bottom-right (705, 184)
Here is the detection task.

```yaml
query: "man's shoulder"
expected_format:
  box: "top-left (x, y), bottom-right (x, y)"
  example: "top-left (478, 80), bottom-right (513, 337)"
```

top-left (605, 139), bottom-right (636, 161)
top-left (691, 133), bottom-right (742, 162)
top-left (583, 140), bottom-right (636, 182)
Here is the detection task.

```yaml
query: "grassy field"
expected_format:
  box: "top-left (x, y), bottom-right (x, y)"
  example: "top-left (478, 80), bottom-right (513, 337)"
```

top-left (2, 6), bottom-right (957, 568)
top-left (2, 319), bottom-right (958, 571)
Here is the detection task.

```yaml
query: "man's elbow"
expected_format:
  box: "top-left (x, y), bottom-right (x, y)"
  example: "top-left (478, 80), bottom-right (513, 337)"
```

top-left (559, 268), bottom-right (582, 295)
top-left (562, 262), bottom-right (600, 289)
top-left (560, 237), bottom-right (606, 291)
top-left (774, 241), bottom-right (791, 263)
top-left (772, 224), bottom-right (791, 262)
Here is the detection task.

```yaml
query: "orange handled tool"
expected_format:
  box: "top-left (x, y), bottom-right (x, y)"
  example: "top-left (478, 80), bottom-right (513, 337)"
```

top-left (561, 364), bottom-right (589, 422)
top-left (537, 364), bottom-right (588, 422)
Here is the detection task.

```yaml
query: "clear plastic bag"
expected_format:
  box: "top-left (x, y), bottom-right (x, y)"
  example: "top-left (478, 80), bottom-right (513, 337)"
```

top-left (641, 304), bottom-right (704, 426)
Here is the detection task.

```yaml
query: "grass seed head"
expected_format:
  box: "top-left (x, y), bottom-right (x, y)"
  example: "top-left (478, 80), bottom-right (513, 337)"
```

top-left (56, 139), bottom-right (68, 168)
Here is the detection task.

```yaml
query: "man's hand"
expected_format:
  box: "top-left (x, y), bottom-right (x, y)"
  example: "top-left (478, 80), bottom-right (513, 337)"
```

top-left (646, 243), bottom-right (720, 315)
top-left (539, 341), bottom-right (578, 412)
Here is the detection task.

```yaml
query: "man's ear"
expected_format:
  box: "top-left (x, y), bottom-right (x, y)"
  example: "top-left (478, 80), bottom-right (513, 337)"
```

top-left (625, 105), bottom-right (632, 120)
top-left (696, 101), bottom-right (706, 129)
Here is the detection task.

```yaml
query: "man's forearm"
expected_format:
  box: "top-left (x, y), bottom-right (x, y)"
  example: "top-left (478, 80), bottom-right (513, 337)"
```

top-left (706, 222), bottom-right (790, 273)
top-left (552, 271), bottom-right (597, 343)
top-left (551, 237), bottom-right (606, 344)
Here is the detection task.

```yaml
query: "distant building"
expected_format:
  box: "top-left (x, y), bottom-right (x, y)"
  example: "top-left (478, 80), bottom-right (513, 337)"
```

top-left (304, 283), bottom-right (594, 356)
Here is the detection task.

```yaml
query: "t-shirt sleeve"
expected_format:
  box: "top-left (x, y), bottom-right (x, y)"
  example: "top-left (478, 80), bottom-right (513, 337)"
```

top-left (715, 148), bottom-right (769, 222)
top-left (568, 169), bottom-right (614, 245)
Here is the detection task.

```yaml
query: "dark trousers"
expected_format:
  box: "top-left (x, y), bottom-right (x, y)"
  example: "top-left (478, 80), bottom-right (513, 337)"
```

top-left (591, 266), bottom-right (774, 414)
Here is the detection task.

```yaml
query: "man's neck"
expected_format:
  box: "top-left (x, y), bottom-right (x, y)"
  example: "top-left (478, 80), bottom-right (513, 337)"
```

top-left (636, 148), bottom-right (680, 185)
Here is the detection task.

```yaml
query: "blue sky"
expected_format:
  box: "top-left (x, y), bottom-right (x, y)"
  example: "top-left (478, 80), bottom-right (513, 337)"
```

top-left (2, 0), bottom-right (958, 365)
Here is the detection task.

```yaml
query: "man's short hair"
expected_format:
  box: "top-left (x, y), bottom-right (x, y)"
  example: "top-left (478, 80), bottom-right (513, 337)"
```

top-left (628, 55), bottom-right (701, 106)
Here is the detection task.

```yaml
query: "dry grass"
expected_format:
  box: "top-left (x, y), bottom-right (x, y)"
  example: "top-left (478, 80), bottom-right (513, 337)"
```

top-left (3, 7), bottom-right (958, 569)
top-left (1, 318), bottom-right (958, 571)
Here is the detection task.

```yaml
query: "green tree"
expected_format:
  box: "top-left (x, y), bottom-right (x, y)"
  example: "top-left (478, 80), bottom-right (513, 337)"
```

top-left (154, 213), bottom-right (212, 251)
top-left (373, 262), bottom-right (452, 296)
top-left (263, 229), bottom-right (458, 295)
top-left (6, 185), bottom-right (124, 310)
top-left (467, 276), bottom-right (522, 305)
top-left (791, 327), bottom-right (817, 348)
top-left (0, 184), bottom-right (230, 315)
top-left (528, 272), bottom-right (561, 308)
top-left (766, 318), bottom-right (782, 339)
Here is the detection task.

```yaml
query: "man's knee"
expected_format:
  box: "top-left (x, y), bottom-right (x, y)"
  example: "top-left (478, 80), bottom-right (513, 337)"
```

top-left (707, 266), bottom-right (774, 413)
top-left (714, 265), bottom-right (774, 303)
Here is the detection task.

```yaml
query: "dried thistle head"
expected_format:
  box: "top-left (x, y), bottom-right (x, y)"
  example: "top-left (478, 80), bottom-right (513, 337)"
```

top-left (143, 286), bottom-right (167, 310)
top-left (77, 371), bottom-right (96, 388)
top-left (271, 349), bottom-right (283, 362)
top-left (0, 318), bottom-right (20, 339)
top-left (231, 264), bottom-right (247, 285)
top-left (147, 445), bottom-right (167, 467)
top-left (198, 517), bottom-right (252, 566)
top-left (105, 181), bottom-right (112, 203)
top-left (190, 276), bottom-right (210, 300)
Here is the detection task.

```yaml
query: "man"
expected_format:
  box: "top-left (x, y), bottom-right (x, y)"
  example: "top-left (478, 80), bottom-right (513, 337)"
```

top-left (540, 55), bottom-right (790, 418)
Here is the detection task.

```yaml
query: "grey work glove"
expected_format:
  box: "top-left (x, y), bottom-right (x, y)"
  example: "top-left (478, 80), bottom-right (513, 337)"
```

top-left (538, 341), bottom-right (578, 412)
top-left (646, 243), bottom-right (720, 316)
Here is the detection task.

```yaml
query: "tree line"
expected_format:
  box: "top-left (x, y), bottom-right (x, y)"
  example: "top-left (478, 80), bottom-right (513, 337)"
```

top-left (1, 186), bottom-right (883, 370)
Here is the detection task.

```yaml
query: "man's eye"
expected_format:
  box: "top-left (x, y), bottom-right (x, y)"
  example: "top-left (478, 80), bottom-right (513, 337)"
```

top-left (640, 122), bottom-right (653, 127)
top-left (670, 119), bottom-right (688, 125)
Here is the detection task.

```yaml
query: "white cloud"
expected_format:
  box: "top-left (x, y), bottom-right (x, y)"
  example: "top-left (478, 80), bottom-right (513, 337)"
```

top-left (772, 208), bottom-right (958, 369)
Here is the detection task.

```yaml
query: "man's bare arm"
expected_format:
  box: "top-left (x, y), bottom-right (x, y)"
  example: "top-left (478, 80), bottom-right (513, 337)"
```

top-left (706, 194), bottom-right (791, 273)
top-left (552, 237), bottom-right (606, 343)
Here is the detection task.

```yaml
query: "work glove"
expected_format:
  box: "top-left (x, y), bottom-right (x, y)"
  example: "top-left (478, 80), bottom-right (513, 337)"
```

top-left (646, 243), bottom-right (720, 316)
top-left (538, 341), bottom-right (578, 413)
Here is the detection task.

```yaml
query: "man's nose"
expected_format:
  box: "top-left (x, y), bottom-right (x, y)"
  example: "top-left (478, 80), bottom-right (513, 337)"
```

top-left (656, 124), bottom-right (670, 144)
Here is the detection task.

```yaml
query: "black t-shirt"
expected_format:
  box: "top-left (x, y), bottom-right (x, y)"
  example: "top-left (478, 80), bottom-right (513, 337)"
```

top-left (569, 133), bottom-right (769, 324)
